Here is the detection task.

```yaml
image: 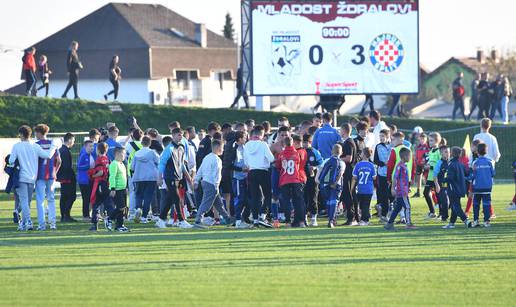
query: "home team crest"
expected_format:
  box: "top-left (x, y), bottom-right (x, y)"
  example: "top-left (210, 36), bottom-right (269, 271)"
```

top-left (369, 34), bottom-right (404, 73)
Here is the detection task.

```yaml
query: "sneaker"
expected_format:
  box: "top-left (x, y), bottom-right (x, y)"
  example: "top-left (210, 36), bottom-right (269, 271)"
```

top-left (396, 218), bottom-right (406, 225)
top-left (309, 218), bottom-right (318, 227)
top-left (103, 94), bottom-right (108, 101)
top-left (178, 220), bottom-right (193, 229)
top-left (134, 208), bottom-right (142, 223)
top-left (218, 217), bottom-right (230, 226)
top-left (359, 221), bottom-right (370, 226)
top-left (507, 203), bottom-right (516, 211)
top-left (405, 224), bottom-right (417, 229)
top-left (201, 217), bottom-right (216, 226)
top-left (465, 220), bottom-right (472, 228)
top-left (49, 223), bottom-right (57, 230)
top-left (412, 192), bottom-right (421, 198)
top-left (89, 225), bottom-right (98, 231)
top-left (483, 221), bottom-right (491, 228)
top-left (351, 221), bottom-right (359, 226)
top-left (140, 217), bottom-right (148, 224)
top-left (471, 220), bottom-right (480, 228)
top-left (379, 216), bottom-right (389, 223)
top-left (26, 220), bottom-right (34, 231)
top-left (166, 218), bottom-right (175, 226)
top-left (258, 220), bottom-right (272, 228)
top-left (13, 211), bottom-right (19, 224)
top-left (116, 226), bottom-right (130, 232)
top-left (425, 213), bottom-right (437, 219)
top-left (17, 223), bottom-right (25, 231)
top-left (193, 222), bottom-right (207, 229)
top-left (151, 215), bottom-right (160, 222)
top-left (236, 220), bottom-right (252, 229)
top-left (155, 219), bottom-right (167, 228)
top-left (384, 222), bottom-right (395, 230)
top-left (105, 219), bottom-right (113, 231)
top-left (127, 214), bottom-right (135, 223)
top-left (37, 225), bottom-right (46, 231)
top-left (328, 221), bottom-right (335, 228)
top-left (442, 223), bottom-right (455, 229)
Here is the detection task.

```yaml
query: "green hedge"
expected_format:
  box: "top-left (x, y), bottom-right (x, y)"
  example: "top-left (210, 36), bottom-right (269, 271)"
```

top-left (0, 95), bottom-right (514, 178)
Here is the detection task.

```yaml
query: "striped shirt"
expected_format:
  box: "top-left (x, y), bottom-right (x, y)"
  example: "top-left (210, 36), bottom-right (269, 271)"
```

top-left (394, 162), bottom-right (409, 198)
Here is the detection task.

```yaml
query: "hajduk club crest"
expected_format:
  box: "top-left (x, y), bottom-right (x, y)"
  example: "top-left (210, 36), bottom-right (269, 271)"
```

top-left (369, 33), bottom-right (404, 73)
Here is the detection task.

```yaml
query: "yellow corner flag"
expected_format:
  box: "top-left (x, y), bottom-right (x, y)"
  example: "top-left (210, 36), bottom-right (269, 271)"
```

top-left (463, 134), bottom-right (471, 153)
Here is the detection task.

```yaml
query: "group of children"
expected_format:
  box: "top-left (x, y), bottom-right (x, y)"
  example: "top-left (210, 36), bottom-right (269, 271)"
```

top-left (6, 112), bottom-right (503, 232)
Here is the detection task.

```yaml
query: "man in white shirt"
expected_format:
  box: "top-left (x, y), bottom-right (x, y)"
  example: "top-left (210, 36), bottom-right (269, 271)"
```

top-left (244, 127), bottom-right (275, 227)
top-left (9, 125), bottom-right (57, 231)
top-left (369, 110), bottom-right (390, 148)
top-left (473, 118), bottom-right (501, 165)
top-left (193, 139), bottom-right (230, 228)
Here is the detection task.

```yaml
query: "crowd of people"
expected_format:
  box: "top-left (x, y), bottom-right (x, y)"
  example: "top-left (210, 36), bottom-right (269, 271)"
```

top-left (21, 41), bottom-right (121, 101)
top-left (452, 71), bottom-right (513, 124)
top-left (5, 111), bottom-right (512, 233)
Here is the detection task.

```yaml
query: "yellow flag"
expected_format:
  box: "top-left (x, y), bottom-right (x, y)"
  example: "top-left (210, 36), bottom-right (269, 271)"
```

top-left (463, 134), bottom-right (471, 153)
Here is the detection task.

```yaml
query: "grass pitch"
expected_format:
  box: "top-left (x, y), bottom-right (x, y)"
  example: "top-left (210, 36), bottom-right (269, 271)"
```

top-left (0, 184), bottom-right (515, 306)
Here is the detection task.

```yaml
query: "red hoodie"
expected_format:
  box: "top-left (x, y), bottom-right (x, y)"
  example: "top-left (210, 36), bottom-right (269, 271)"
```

top-left (275, 146), bottom-right (305, 186)
top-left (22, 52), bottom-right (36, 72)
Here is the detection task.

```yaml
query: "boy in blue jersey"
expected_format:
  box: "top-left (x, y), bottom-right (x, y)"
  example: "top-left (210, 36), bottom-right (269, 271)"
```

top-left (434, 146), bottom-right (450, 222)
top-left (352, 147), bottom-right (377, 225)
top-left (316, 144), bottom-right (345, 228)
top-left (442, 147), bottom-right (472, 229)
top-left (302, 133), bottom-right (323, 226)
top-left (471, 143), bottom-right (495, 227)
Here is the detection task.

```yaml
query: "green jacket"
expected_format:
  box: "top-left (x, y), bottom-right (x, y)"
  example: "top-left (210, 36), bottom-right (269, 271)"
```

top-left (109, 160), bottom-right (127, 190)
top-left (426, 147), bottom-right (441, 181)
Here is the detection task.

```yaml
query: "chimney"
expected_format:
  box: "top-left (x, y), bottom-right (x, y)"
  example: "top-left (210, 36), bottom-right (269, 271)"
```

top-left (491, 49), bottom-right (500, 63)
top-left (195, 23), bottom-right (207, 48)
top-left (476, 49), bottom-right (485, 64)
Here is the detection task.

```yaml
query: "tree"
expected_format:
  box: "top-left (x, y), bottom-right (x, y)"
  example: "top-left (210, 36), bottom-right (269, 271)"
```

top-left (222, 12), bottom-right (235, 41)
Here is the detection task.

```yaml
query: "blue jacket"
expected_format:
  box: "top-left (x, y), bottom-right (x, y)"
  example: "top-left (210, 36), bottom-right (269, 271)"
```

top-left (77, 151), bottom-right (94, 185)
top-left (446, 158), bottom-right (466, 198)
top-left (312, 123), bottom-right (341, 159)
top-left (106, 138), bottom-right (122, 162)
top-left (305, 147), bottom-right (323, 178)
top-left (318, 155), bottom-right (344, 186)
top-left (471, 156), bottom-right (495, 193)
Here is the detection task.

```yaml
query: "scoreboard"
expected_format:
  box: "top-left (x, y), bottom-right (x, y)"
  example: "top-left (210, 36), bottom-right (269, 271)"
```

top-left (250, 1), bottom-right (419, 95)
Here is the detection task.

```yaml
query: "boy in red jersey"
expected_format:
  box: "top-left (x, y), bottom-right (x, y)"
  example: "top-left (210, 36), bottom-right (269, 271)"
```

top-left (275, 136), bottom-right (306, 228)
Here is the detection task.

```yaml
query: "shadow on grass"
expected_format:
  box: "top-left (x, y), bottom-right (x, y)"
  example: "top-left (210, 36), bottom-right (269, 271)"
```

top-left (1, 254), bottom-right (514, 272)
top-left (1, 221), bottom-right (515, 249)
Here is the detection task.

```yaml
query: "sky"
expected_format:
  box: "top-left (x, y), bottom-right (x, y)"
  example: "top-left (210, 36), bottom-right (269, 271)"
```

top-left (0, 0), bottom-right (514, 90)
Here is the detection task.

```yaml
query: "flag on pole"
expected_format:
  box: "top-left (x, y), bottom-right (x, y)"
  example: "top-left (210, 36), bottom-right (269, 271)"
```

top-left (463, 134), bottom-right (471, 153)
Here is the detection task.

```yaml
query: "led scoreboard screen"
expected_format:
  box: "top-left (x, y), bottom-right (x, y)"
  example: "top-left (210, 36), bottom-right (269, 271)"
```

top-left (250, 1), bottom-right (419, 95)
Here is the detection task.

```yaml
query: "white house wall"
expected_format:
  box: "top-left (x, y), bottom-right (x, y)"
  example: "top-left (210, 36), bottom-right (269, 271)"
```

top-left (46, 79), bottom-right (151, 103)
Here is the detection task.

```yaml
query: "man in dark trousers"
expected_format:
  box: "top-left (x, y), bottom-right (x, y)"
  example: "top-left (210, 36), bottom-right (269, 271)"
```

top-left (230, 66), bottom-right (249, 109)
top-left (61, 41), bottom-right (82, 99)
top-left (338, 123), bottom-right (357, 225)
top-left (359, 94), bottom-right (375, 116)
top-left (452, 72), bottom-right (467, 121)
top-left (196, 122), bottom-right (221, 169)
top-left (56, 133), bottom-right (77, 222)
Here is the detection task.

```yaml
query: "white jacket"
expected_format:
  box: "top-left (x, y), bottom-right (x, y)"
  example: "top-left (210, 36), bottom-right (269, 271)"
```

top-left (9, 141), bottom-right (56, 184)
top-left (473, 132), bottom-right (501, 164)
top-left (243, 140), bottom-right (274, 171)
top-left (195, 153), bottom-right (222, 186)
